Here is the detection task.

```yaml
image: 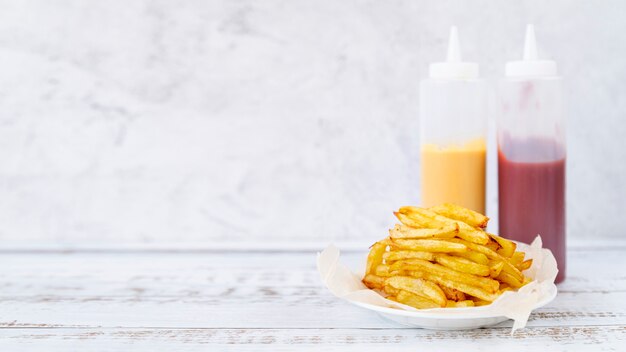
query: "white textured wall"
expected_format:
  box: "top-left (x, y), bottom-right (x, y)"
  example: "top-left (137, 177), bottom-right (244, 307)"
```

top-left (0, 0), bottom-right (624, 244)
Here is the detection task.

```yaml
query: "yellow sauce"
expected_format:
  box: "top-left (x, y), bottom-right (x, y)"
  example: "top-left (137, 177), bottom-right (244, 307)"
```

top-left (420, 139), bottom-right (486, 213)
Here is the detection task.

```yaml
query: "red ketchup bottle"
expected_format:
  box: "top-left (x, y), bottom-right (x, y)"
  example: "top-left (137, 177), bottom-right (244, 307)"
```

top-left (498, 25), bottom-right (566, 283)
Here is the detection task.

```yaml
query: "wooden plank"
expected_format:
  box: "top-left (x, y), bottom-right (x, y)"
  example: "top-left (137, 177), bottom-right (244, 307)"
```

top-left (1, 249), bottom-right (624, 295)
top-left (0, 291), bottom-right (624, 329)
top-left (0, 326), bottom-right (624, 351)
top-left (0, 250), bottom-right (625, 330)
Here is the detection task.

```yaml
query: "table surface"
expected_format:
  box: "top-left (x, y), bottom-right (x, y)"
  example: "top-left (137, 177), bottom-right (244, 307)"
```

top-left (1, 241), bottom-right (625, 351)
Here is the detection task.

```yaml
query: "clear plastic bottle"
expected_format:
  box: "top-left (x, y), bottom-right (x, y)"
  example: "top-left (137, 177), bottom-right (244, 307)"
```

top-left (498, 25), bottom-right (566, 283)
top-left (420, 26), bottom-right (487, 213)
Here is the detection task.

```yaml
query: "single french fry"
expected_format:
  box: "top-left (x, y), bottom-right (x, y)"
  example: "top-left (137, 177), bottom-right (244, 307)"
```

top-left (362, 274), bottom-right (385, 289)
top-left (407, 269), bottom-right (500, 302)
top-left (366, 241), bottom-right (388, 275)
top-left (448, 238), bottom-right (524, 282)
top-left (394, 210), bottom-right (446, 229)
top-left (517, 259), bottom-right (533, 271)
top-left (399, 206), bottom-right (490, 245)
top-left (393, 259), bottom-right (499, 293)
top-left (370, 264), bottom-right (393, 277)
top-left (383, 284), bottom-right (399, 296)
top-left (489, 233), bottom-right (517, 258)
top-left (385, 276), bottom-right (447, 307)
top-left (497, 271), bottom-right (523, 288)
top-left (383, 250), bottom-right (434, 263)
top-left (452, 250), bottom-right (490, 265)
top-left (489, 261), bottom-right (505, 278)
top-left (429, 203), bottom-right (489, 229)
top-left (446, 300), bottom-right (475, 308)
top-left (434, 254), bottom-right (491, 276)
top-left (511, 251), bottom-right (525, 265)
top-left (501, 261), bottom-right (525, 282)
top-left (484, 239), bottom-right (501, 252)
top-left (395, 289), bottom-right (440, 309)
top-left (439, 285), bottom-right (466, 301)
top-left (389, 224), bottom-right (458, 240)
top-left (391, 239), bottom-right (467, 253)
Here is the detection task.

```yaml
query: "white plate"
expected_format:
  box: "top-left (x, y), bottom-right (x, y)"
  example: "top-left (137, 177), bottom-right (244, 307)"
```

top-left (350, 284), bottom-right (557, 330)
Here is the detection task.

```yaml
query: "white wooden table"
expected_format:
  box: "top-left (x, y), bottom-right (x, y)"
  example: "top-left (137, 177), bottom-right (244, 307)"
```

top-left (1, 241), bottom-right (625, 351)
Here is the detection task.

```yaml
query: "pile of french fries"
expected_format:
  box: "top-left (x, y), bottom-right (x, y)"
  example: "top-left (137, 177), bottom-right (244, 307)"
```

top-left (362, 204), bottom-right (533, 309)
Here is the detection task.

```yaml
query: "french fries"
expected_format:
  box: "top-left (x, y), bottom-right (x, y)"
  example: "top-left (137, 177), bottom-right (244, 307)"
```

top-left (362, 203), bottom-right (533, 310)
top-left (489, 233), bottom-right (517, 258)
top-left (430, 203), bottom-right (489, 229)
top-left (434, 254), bottom-right (491, 277)
top-left (389, 224), bottom-right (458, 240)
top-left (391, 239), bottom-right (467, 253)
top-left (393, 290), bottom-right (440, 309)
top-left (397, 206), bottom-right (490, 245)
top-left (383, 250), bottom-right (434, 262)
top-left (385, 276), bottom-right (447, 307)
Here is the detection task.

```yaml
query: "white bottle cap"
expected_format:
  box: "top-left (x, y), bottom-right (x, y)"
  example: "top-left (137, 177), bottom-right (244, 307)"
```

top-left (506, 24), bottom-right (558, 77)
top-left (429, 26), bottom-right (479, 80)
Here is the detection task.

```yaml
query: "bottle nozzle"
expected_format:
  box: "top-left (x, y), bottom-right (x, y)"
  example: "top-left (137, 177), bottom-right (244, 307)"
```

top-left (523, 24), bottom-right (538, 61)
top-left (429, 26), bottom-right (478, 79)
top-left (446, 26), bottom-right (462, 62)
top-left (506, 24), bottom-right (557, 77)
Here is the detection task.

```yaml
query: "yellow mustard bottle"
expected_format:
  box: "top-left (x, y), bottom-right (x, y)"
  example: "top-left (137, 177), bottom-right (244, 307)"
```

top-left (419, 26), bottom-right (487, 213)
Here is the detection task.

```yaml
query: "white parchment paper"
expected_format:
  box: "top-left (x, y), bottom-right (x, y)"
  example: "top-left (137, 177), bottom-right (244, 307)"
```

top-left (317, 236), bottom-right (558, 332)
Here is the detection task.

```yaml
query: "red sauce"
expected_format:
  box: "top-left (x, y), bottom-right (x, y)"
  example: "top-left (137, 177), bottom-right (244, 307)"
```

top-left (498, 139), bottom-right (566, 283)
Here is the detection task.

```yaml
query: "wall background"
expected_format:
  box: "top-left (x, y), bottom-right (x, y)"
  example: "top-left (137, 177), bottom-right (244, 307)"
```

top-left (0, 0), bottom-right (623, 245)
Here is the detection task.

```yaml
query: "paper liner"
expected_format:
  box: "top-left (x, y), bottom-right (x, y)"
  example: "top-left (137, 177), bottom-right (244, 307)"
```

top-left (317, 236), bottom-right (558, 332)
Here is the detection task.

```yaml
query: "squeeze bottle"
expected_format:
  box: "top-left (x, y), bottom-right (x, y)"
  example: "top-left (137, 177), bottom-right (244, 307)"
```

top-left (420, 26), bottom-right (487, 213)
top-left (498, 25), bottom-right (566, 282)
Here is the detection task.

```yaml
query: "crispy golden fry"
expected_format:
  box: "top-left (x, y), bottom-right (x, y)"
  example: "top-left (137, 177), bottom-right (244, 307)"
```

top-left (395, 209), bottom-right (446, 229)
top-left (448, 238), bottom-right (524, 282)
top-left (496, 271), bottom-right (524, 288)
top-left (434, 254), bottom-right (491, 276)
top-left (501, 261), bottom-right (525, 282)
top-left (489, 261), bottom-right (505, 278)
top-left (489, 233), bottom-right (517, 258)
top-left (389, 224), bottom-right (458, 240)
top-left (383, 284), bottom-right (399, 296)
top-left (395, 289), bottom-right (441, 309)
top-left (439, 285), bottom-right (466, 301)
top-left (385, 276), bottom-right (447, 307)
top-left (511, 251), bottom-right (526, 265)
top-left (446, 300), bottom-right (475, 308)
top-left (391, 239), bottom-right (467, 253)
top-left (393, 259), bottom-right (499, 293)
top-left (383, 250), bottom-right (434, 263)
top-left (407, 269), bottom-right (499, 302)
top-left (517, 259), bottom-right (533, 271)
top-left (452, 250), bottom-right (490, 265)
top-left (366, 241), bottom-right (388, 275)
top-left (484, 239), bottom-right (501, 252)
top-left (362, 274), bottom-right (385, 289)
top-left (430, 203), bottom-right (489, 229)
top-left (374, 264), bottom-right (398, 277)
top-left (399, 206), bottom-right (490, 245)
